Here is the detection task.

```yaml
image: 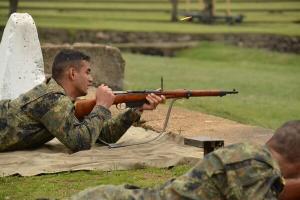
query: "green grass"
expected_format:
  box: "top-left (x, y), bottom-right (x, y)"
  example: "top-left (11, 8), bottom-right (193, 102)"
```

top-left (1, 9), bottom-right (299, 23)
top-left (0, 165), bottom-right (191, 200)
top-left (0, 0), bottom-right (299, 36)
top-left (123, 42), bottom-right (300, 129)
top-left (0, 1), bottom-right (298, 11)
top-left (1, 14), bottom-right (298, 36)
top-left (239, 11), bottom-right (300, 23)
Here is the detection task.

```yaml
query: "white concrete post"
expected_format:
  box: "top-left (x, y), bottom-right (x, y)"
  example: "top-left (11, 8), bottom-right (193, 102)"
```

top-left (0, 13), bottom-right (45, 100)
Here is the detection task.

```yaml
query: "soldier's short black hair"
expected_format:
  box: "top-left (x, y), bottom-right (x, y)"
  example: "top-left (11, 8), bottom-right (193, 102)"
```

top-left (267, 120), bottom-right (300, 163)
top-left (52, 49), bottom-right (90, 81)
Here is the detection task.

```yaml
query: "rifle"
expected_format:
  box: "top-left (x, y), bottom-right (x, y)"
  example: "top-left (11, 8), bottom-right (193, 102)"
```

top-left (75, 89), bottom-right (238, 119)
top-left (279, 178), bottom-right (300, 200)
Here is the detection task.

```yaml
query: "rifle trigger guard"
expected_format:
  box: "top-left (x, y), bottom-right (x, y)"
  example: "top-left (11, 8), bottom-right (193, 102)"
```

top-left (186, 90), bottom-right (192, 99)
top-left (116, 103), bottom-right (126, 110)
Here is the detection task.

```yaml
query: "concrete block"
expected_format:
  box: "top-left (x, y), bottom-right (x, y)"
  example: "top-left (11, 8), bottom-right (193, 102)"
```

top-left (0, 13), bottom-right (44, 100)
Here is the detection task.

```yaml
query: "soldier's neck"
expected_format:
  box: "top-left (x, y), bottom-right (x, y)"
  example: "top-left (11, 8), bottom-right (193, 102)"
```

top-left (58, 81), bottom-right (77, 101)
top-left (268, 147), bottom-right (300, 179)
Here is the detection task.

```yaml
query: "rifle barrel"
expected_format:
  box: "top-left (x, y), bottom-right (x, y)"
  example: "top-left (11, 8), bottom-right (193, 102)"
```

top-left (75, 89), bottom-right (238, 119)
top-left (114, 89), bottom-right (238, 100)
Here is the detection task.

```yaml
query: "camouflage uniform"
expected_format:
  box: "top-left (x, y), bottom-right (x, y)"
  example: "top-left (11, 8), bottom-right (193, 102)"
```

top-left (72, 143), bottom-right (285, 200)
top-left (0, 78), bottom-right (141, 152)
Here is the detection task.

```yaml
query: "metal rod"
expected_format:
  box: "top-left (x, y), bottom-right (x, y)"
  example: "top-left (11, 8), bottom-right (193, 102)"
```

top-left (162, 98), bottom-right (181, 132)
top-left (161, 76), bottom-right (164, 91)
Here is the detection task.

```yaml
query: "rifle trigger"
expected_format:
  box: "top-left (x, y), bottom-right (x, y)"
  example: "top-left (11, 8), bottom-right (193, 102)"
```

top-left (116, 103), bottom-right (126, 110)
top-left (186, 90), bottom-right (192, 99)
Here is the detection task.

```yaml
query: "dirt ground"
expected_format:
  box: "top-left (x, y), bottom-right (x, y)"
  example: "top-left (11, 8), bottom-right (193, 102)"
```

top-left (111, 105), bottom-right (273, 146)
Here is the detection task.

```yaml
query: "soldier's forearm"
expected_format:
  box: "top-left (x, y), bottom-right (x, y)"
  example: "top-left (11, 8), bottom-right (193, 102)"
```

top-left (97, 108), bottom-right (141, 144)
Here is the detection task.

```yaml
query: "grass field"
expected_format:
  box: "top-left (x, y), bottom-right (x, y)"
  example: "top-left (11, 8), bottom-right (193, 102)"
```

top-left (0, 0), bottom-right (299, 36)
top-left (124, 42), bottom-right (300, 129)
top-left (0, 165), bottom-right (191, 199)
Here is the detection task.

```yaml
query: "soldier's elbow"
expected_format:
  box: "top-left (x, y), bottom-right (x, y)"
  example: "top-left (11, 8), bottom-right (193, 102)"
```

top-left (68, 141), bottom-right (92, 153)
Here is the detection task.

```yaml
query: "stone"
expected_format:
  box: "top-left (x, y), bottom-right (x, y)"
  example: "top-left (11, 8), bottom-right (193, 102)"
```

top-left (42, 43), bottom-right (125, 90)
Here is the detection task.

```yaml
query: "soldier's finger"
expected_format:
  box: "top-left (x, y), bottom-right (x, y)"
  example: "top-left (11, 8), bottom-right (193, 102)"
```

top-left (151, 94), bottom-right (162, 102)
top-left (146, 96), bottom-right (155, 106)
top-left (161, 95), bottom-right (166, 104)
top-left (149, 94), bottom-right (159, 105)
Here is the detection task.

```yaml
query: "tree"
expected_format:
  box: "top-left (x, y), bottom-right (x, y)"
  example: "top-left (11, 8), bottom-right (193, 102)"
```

top-left (170, 0), bottom-right (178, 22)
top-left (202, 0), bottom-right (215, 23)
top-left (9, 0), bottom-right (19, 17)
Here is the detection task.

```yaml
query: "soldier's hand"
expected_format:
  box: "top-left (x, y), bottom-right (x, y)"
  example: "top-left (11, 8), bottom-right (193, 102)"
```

top-left (140, 93), bottom-right (165, 111)
top-left (95, 84), bottom-right (115, 109)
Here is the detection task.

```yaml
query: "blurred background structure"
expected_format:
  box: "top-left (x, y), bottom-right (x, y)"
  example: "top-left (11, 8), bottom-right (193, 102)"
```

top-left (0, 0), bottom-right (299, 36)
top-left (0, 0), bottom-right (298, 53)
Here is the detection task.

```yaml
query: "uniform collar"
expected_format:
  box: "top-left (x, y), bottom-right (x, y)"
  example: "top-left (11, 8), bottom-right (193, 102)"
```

top-left (263, 145), bottom-right (282, 172)
top-left (46, 78), bottom-right (66, 95)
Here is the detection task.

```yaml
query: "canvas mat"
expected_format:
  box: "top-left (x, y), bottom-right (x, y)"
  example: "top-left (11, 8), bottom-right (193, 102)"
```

top-left (0, 127), bottom-right (202, 177)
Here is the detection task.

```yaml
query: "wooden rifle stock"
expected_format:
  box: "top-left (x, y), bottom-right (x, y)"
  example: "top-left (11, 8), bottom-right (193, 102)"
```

top-left (279, 178), bottom-right (300, 200)
top-left (74, 89), bottom-right (238, 119)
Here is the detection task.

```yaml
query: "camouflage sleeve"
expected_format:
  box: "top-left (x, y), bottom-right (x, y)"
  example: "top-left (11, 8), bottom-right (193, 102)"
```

top-left (154, 150), bottom-right (282, 200)
top-left (71, 144), bottom-right (284, 200)
top-left (25, 93), bottom-right (111, 152)
top-left (97, 108), bottom-right (141, 143)
top-left (157, 155), bottom-right (224, 200)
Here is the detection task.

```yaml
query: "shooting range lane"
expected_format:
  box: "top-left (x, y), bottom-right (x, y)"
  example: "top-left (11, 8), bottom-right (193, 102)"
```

top-left (140, 104), bottom-right (273, 145)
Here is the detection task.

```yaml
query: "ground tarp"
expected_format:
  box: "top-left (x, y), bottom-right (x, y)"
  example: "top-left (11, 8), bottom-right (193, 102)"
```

top-left (0, 127), bottom-right (201, 177)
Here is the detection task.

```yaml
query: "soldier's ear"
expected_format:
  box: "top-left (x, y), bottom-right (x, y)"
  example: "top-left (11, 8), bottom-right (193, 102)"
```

top-left (68, 66), bottom-right (77, 81)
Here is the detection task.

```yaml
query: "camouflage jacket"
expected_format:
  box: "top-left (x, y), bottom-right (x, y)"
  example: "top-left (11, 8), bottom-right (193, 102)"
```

top-left (0, 78), bottom-right (141, 152)
top-left (72, 143), bottom-right (284, 200)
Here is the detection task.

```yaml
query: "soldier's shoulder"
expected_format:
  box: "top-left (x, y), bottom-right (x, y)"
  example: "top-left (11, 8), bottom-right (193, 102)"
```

top-left (19, 80), bottom-right (70, 113)
top-left (202, 143), bottom-right (274, 179)
top-left (209, 143), bottom-right (266, 165)
top-left (18, 78), bottom-right (65, 104)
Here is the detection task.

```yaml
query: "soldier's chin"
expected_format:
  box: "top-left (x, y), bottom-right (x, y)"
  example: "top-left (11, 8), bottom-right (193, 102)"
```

top-left (80, 90), bottom-right (88, 97)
